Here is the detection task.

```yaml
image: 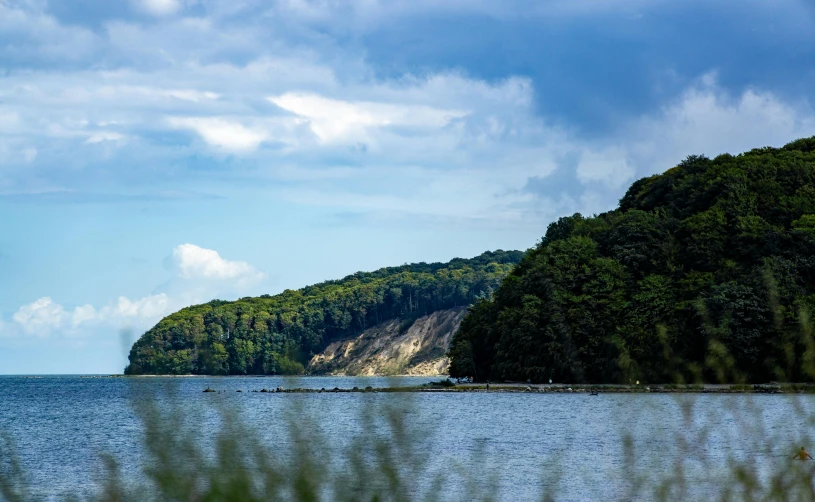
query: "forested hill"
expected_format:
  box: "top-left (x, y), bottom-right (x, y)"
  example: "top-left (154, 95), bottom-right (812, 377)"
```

top-left (125, 250), bottom-right (523, 375)
top-left (448, 137), bottom-right (815, 384)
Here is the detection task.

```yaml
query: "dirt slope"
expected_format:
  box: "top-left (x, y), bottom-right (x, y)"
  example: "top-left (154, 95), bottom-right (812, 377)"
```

top-left (307, 307), bottom-right (467, 376)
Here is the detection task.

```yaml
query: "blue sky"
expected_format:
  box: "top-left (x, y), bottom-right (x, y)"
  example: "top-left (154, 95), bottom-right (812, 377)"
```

top-left (1, 0), bottom-right (814, 374)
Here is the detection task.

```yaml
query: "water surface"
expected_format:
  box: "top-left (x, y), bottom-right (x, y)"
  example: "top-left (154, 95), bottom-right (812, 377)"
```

top-left (2, 376), bottom-right (813, 501)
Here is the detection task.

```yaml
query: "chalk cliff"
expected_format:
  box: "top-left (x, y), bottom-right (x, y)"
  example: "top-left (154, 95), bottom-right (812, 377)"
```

top-left (307, 307), bottom-right (466, 376)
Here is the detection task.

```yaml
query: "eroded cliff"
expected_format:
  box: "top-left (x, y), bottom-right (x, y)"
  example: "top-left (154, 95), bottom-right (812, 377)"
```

top-left (307, 307), bottom-right (466, 376)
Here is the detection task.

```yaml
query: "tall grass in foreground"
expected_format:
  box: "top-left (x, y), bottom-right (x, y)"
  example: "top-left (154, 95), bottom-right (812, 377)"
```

top-left (4, 307), bottom-right (815, 500)
top-left (0, 386), bottom-right (505, 502)
top-left (5, 386), bottom-right (815, 501)
top-left (616, 302), bottom-right (815, 501)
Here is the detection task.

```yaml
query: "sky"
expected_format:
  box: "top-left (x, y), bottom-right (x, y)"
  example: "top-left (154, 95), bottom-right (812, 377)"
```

top-left (1, 0), bottom-right (815, 374)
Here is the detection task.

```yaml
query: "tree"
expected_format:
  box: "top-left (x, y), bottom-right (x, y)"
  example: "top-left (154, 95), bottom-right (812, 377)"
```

top-left (449, 136), bottom-right (815, 383)
top-left (126, 251), bottom-right (524, 375)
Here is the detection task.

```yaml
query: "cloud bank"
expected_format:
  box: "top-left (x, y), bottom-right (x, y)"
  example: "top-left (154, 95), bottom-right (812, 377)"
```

top-left (172, 243), bottom-right (265, 285)
top-left (1, 32), bottom-right (812, 227)
top-left (4, 244), bottom-right (264, 339)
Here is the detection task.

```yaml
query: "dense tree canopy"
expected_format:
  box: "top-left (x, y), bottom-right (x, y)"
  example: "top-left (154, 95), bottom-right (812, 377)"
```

top-left (449, 137), bottom-right (815, 384)
top-left (125, 251), bottom-right (523, 375)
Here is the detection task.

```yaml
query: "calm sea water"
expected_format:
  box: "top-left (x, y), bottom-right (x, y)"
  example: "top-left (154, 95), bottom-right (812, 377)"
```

top-left (2, 375), bottom-right (814, 501)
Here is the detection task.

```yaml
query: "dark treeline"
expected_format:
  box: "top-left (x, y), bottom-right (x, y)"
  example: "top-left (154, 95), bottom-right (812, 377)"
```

top-left (125, 251), bottom-right (523, 375)
top-left (449, 137), bottom-right (815, 384)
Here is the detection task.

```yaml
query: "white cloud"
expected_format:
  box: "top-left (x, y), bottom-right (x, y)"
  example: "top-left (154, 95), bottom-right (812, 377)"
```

top-left (270, 0), bottom-right (657, 28)
top-left (516, 74), bottom-right (815, 223)
top-left (0, 2), bottom-right (98, 64)
top-left (576, 148), bottom-right (635, 188)
top-left (71, 304), bottom-right (98, 327)
top-left (269, 92), bottom-right (467, 143)
top-left (172, 243), bottom-right (265, 284)
top-left (167, 117), bottom-right (269, 151)
top-left (1, 3), bottom-right (813, 229)
top-left (135, 0), bottom-right (184, 16)
top-left (627, 75), bottom-right (815, 172)
top-left (86, 132), bottom-right (125, 144)
top-left (66, 294), bottom-right (171, 328)
top-left (3, 52), bottom-right (814, 226)
top-left (11, 294), bottom-right (173, 337)
top-left (103, 294), bottom-right (170, 320)
top-left (6, 244), bottom-right (264, 339)
top-left (15, 84), bottom-right (220, 108)
top-left (164, 90), bottom-right (220, 102)
top-left (12, 297), bottom-right (67, 337)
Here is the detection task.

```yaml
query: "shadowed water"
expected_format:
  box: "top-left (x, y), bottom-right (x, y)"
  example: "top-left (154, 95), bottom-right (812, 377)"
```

top-left (2, 375), bottom-right (815, 501)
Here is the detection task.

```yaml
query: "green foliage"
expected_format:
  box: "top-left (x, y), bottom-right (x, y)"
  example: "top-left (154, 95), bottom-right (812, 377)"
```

top-left (792, 214), bottom-right (815, 235)
top-left (125, 251), bottom-right (523, 375)
top-left (427, 378), bottom-right (456, 388)
top-left (449, 137), bottom-right (815, 383)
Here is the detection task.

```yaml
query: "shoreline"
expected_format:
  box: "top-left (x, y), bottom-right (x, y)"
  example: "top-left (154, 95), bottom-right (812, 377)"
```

top-left (202, 382), bottom-right (815, 394)
top-left (16, 375), bottom-right (815, 393)
top-left (112, 374), bottom-right (450, 378)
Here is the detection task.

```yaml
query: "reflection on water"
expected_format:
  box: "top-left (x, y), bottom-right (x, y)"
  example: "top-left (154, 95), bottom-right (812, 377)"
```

top-left (2, 376), bottom-right (815, 500)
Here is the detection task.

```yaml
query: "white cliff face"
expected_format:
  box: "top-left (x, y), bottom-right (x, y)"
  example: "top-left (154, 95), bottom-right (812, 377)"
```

top-left (307, 307), bottom-right (467, 376)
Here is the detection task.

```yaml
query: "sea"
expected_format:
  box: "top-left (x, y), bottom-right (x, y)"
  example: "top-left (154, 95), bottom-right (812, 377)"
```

top-left (2, 375), bottom-right (814, 501)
